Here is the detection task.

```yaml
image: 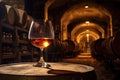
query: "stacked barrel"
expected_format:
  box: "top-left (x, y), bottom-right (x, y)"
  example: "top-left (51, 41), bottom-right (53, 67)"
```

top-left (0, 2), bottom-right (33, 30)
top-left (46, 39), bottom-right (80, 61)
top-left (91, 32), bottom-right (120, 60)
top-left (90, 32), bottom-right (120, 70)
top-left (47, 39), bottom-right (78, 53)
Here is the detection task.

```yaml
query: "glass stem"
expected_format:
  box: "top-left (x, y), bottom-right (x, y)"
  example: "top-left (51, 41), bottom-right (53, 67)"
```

top-left (39, 48), bottom-right (45, 63)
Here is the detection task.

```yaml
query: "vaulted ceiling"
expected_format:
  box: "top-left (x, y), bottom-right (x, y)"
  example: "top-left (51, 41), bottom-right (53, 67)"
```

top-left (25, 0), bottom-right (120, 41)
top-left (25, 0), bottom-right (120, 28)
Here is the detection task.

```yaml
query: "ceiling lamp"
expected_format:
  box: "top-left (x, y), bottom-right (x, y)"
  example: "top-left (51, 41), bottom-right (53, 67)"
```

top-left (85, 21), bottom-right (90, 24)
top-left (85, 5), bottom-right (89, 8)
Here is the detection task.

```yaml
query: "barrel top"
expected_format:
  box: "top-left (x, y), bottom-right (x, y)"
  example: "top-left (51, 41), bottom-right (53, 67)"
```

top-left (0, 62), bottom-right (94, 76)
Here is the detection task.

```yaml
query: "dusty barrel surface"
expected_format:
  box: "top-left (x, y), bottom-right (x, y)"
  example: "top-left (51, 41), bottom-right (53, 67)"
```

top-left (0, 62), bottom-right (96, 80)
top-left (0, 2), bottom-right (19, 25)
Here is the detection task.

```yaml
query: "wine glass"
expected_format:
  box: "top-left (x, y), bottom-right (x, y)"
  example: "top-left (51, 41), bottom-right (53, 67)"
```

top-left (28, 19), bottom-right (54, 68)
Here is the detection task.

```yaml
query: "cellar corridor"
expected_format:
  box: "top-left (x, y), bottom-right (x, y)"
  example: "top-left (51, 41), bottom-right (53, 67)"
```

top-left (0, 0), bottom-right (120, 80)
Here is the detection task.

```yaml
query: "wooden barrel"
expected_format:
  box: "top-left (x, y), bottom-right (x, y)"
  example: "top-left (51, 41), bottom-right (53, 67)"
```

top-left (0, 2), bottom-right (6, 21)
top-left (16, 8), bottom-right (27, 27)
top-left (23, 15), bottom-right (33, 30)
top-left (47, 39), bottom-right (63, 52)
top-left (0, 2), bottom-right (19, 25)
top-left (91, 33), bottom-right (120, 60)
top-left (47, 40), bottom-right (75, 53)
top-left (74, 42), bottom-right (80, 51)
top-left (112, 32), bottom-right (120, 58)
top-left (46, 40), bottom-right (77, 61)
top-left (0, 62), bottom-right (97, 80)
top-left (90, 38), bottom-right (105, 60)
top-left (45, 40), bottom-right (62, 62)
top-left (62, 40), bottom-right (75, 53)
top-left (102, 37), bottom-right (116, 59)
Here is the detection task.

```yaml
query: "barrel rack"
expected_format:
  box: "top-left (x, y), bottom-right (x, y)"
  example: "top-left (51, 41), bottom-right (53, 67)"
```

top-left (0, 2), bottom-right (40, 64)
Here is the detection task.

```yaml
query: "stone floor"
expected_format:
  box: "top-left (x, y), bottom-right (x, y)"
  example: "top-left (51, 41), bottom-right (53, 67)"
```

top-left (62, 53), bottom-right (120, 80)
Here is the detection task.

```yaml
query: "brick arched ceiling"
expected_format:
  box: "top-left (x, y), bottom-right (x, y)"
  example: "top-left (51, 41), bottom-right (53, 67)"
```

top-left (57, 2), bottom-right (112, 40)
top-left (24, 0), bottom-right (120, 39)
top-left (47, 0), bottom-right (120, 34)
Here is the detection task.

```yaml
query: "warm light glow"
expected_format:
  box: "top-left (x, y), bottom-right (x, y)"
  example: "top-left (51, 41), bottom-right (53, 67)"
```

top-left (85, 21), bottom-right (90, 24)
top-left (85, 5), bottom-right (89, 8)
top-left (86, 33), bottom-right (89, 42)
top-left (76, 30), bottom-right (100, 43)
top-left (86, 33), bottom-right (89, 37)
top-left (43, 41), bottom-right (49, 47)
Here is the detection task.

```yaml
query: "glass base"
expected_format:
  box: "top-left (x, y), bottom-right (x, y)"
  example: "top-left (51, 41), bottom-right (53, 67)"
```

top-left (33, 62), bottom-right (51, 69)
